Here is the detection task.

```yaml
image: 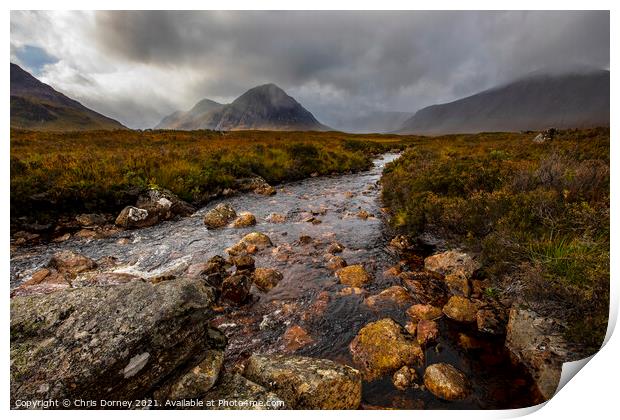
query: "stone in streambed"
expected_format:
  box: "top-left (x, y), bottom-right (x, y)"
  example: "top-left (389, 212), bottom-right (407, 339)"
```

top-left (230, 254), bottom-right (255, 272)
top-left (326, 255), bottom-right (347, 270)
top-left (281, 325), bottom-right (315, 352)
top-left (423, 363), bottom-right (471, 401)
top-left (424, 250), bottom-right (480, 279)
top-left (407, 304), bottom-right (443, 321)
top-left (364, 286), bottom-right (414, 309)
top-left (232, 211), bottom-right (257, 228)
top-left (252, 268), bottom-right (283, 292)
top-left (226, 232), bottom-right (273, 256)
top-left (203, 203), bottom-right (237, 229)
top-left (201, 373), bottom-right (284, 410)
top-left (220, 274), bottom-right (251, 306)
top-left (392, 366), bottom-right (419, 391)
top-left (336, 264), bottom-right (371, 287)
top-left (442, 296), bottom-right (481, 322)
top-left (244, 354), bottom-right (362, 409)
top-left (49, 250), bottom-right (96, 276)
top-left (416, 319), bottom-right (439, 346)
top-left (349, 318), bottom-right (424, 381)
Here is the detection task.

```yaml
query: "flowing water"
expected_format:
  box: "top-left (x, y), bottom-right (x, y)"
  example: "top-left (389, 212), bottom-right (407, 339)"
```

top-left (10, 153), bottom-right (539, 409)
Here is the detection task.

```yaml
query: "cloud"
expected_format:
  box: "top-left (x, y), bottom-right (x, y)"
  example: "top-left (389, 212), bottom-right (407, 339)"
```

top-left (10, 10), bottom-right (610, 129)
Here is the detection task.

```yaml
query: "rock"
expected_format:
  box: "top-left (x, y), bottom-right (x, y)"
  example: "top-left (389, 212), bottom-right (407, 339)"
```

top-left (137, 187), bottom-right (196, 218)
top-left (201, 373), bottom-right (284, 409)
top-left (232, 212), bottom-right (257, 228)
top-left (75, 213), bottom-right (107, 227)
top-left (405, 321), bottom-right (417, 336)
top-left (337, 287), bottom-right (365, 297)
top-left (230, 254), bottom-right (255, 271)
top-left (389, 235), bottom-right (413, 251)
top-left (155, 349), bottom-right (224, 401)
top-left (49, 250), bottom-right (96, 276)
top-left (236, 176), bottom-right (276, 196)
top-left (471, 279), bottom-right (491, 298)
top-left (364, 286), bottom-right (414, 309)
top-left (423, 363), bottom-right (471, 401)
top-left (442, 296), bottom-right (481, 322)
top-left (10, 278), bottom-right (225, 405)
top-left (458, 333), bottom-right (486, 350)
top-left (336, 265), bottom-right (371, 287)
top-left (220, 274), bottom-right (251, 306)
top-left (424, 250), bottom-right (480, 279)
top-left (349, 318), bottom-right (424, 381)
top-left (416, 319), bottom-right (439, 346)
top-left (52, 233), bottom-right (71, 243)
top-left (505, 307), bottom-right (566, 400)
top-left (266, 213), bottom-right (286, 223)
top-left (226, 232), bottom-right (273, 256)
top-left (301, 291), bottom-right (330, 322)
top-left (444, 273), bottom-right (471, 297)
top-left (115, 206), bottom-right (159, 229)
top-left (11, 269), bottom-right (72, 298)
top-left (204, 203), bottom-right (237, 229)
top-left (23, 268), bottom-right (51, 286)
top-left (281, 325), bottom-right (315, 352)
top-left (399, 271), bottom-right (448, 306)
top-left (304, 216), bottom-right (322, 225)
top-left (252, 268), bottom-right (283, 292)
top-left (406, 304), bottom-right (443, 321)
top-left (244, 354), bottom-right (362, 409)
top-left (392, 366), bottom-right (419, 391)
top-left (357, 210), bottom-right (371, 220)
top-left (327, 242), bottom-right (345, 254)
top-left (477, 307), bottom-right (507, 335)
top-left (79, 272), bottom-right (144, 287)
top-left (326, 255), bottom-right (347, 270)
top-left (75, 228), bottom-right (98, 239)
top-left (383, 265), bottom-right (402, 278)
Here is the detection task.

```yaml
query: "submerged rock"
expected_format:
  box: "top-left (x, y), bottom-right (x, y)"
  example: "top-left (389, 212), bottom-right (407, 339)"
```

top-left (423, 363), bottom-right (471, 401)
top-left (281, 325), bottom-right (315, 352)
top-left (349, 318), bottom-right (424, 381)
top-left (424, 250), bottom-right (480, 279)
top-left (244, 354), bottom-right (362, 409)
top-left (442, 296), bottom-right (481, 322)
top-left (336, 264), bottom-right (371, 287)
top-left (252, 268), bottom-right (283, 292)
top-left (204, 203), bottom-right (237, 229)
top-left (326, 255), bottom-right (347, 270)
top-left (416, 319), bottom-right (439, 346)
top-left (221, 274), bottom-right (251, 306)
top-left (328, 241), bottom-right (345, 254)
top-left (10, 278), bottom-right (224, 405)
top-left (477, 306), bottom-right (507, 335)
top-left (226, 232), bottom-right (273, 256)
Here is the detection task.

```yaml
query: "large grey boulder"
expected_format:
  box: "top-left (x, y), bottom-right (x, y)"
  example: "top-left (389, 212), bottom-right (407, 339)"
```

top-left (10, 277), bottom-right (224, 406)
top-left (244, 354), bottom-right (362, 409)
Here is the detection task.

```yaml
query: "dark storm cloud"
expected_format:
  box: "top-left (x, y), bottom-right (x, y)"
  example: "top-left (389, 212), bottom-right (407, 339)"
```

top-left (10, 10), bottom-right (610, 128)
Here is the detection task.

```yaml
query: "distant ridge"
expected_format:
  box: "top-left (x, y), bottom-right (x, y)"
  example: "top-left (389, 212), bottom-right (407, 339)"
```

top-left (10, 63), bottom-right (126, 131)
top-left (396, 70), bottom-right (610, 135)
top-left (156, 83), bottom-right (329, 131)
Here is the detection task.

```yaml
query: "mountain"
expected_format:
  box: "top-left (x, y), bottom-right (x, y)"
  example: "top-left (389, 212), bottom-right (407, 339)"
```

top-left (10, 63), bottom-right (125, 131)
top-left (328, 111), bottom-right (412, 133)
top-left (396, 70), bottom-right (610, 135)
top-left (156, 83), bottom-right (329, 131)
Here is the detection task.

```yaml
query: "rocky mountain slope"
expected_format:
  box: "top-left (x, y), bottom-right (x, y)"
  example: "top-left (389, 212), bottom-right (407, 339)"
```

top-left (10, 63), bottom-right (126, 131)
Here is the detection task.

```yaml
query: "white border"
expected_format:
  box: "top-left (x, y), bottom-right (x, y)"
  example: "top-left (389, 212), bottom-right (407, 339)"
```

top-left (2, 2), bottom-right (617, 419)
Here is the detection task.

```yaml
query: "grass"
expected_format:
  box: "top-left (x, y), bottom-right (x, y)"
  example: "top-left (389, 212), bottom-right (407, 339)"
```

top-left (381, 128), bottom-right (610, 354)
top-left (10, 129), bottom-right (412, 226)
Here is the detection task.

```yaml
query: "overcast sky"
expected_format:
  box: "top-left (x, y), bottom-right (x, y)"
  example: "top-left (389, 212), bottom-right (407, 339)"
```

top-left (10, 10), bottom-right (610, 129)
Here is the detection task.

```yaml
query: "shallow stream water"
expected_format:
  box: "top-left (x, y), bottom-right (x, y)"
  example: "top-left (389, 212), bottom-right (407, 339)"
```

top-left (10, 153), bottom-right (539, 409)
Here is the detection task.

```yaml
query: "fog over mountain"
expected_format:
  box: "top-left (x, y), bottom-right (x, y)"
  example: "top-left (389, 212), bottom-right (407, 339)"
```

top-left (396, 70), bottom-right (610, 135)
top-left (10, 11), bottom-right (609, 129)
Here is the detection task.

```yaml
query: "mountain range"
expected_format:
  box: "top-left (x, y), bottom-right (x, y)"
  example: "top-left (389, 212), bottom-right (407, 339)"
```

top-left (10, 63), bottom-right (126, 131)
top-left (156, 83), bottom-right (329, 131)
top-left (396, 70), bottom-right (610, 135)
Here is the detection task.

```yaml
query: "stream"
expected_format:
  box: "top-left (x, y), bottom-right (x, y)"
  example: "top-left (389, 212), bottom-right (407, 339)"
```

top-left (10, 153), bottom-right (538, 409)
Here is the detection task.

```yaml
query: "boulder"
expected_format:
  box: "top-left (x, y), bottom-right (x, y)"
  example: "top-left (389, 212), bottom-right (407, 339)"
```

top-left (416, 319), bottom-right (439, 346)
top-left (392, 366), bottom-right (419, 391)
top-left (476, 307), bottom-right (507, 335)
top-left (364, 286), bottom-right (414, 309)
top-left (236, 176), bottom-right (276, 196)
top-left (201, 373), bottom-right (284, 410)
top-left (154, 349), bottom-right (224, 401)
top-left (336, 265), bottom-right (371, 287)
top-left (327, 242), bottom-right (345, 254)
top-left (10, 278), bottom-right (225, 405)
top-left (49, 250), bottom-right (96, 276)
top-left (424, 250), bottom-right (480, 279)
top-left (442, 296), bottom-right (481, 322)
top-left (226, 232), bottom-right (273, 256)
top-left (399, 271), bottom-right (448, 306)
top-left (232, 212), bottom-right (257, 228)
top-left (220, 274), bottom-right (251, 306)
top-left (137, 187), bottom-right (196, 218)
top-left (204, 203), bottom-right (237, 229)
top-left (349, 318), bottom-right (424, 381)
top-left (230, 254), bottom-right (255, 272)
top-left (423, 363), bottom-right (471, 401)
top-left (444, 273), bottom-right (471, 297)
top-left (281, 325), bottom-right (315, 352)
top-left (406, 304), bottom-right (443, 322)
top-left (244, 354), bottom-right (362, 409)
top-left (252, 268), bottom-right (283, 292)
top-left (115, 206), bottom-right (159, 229)
top-left (505, 307), bottom-right (566, 400)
